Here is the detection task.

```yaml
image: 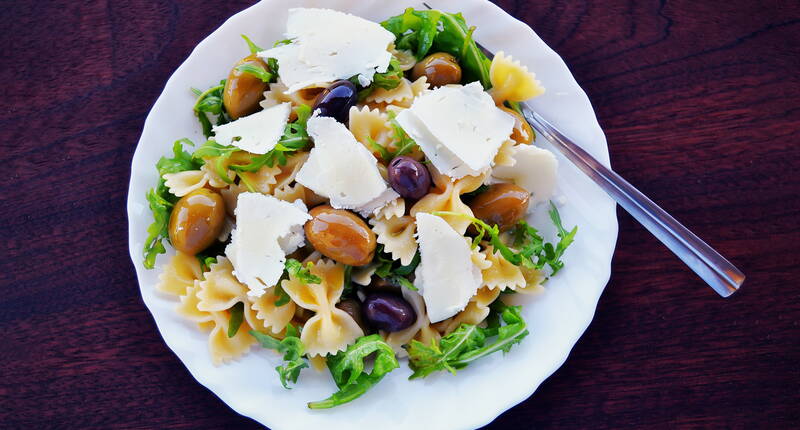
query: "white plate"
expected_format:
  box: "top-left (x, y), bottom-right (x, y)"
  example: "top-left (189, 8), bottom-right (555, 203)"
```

top-left (126, 0), bottom-right (618, 428)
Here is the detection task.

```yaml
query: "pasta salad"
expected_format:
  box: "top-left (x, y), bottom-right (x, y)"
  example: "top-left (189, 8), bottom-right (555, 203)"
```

top-left (142, 7), bottom-right (577, 409)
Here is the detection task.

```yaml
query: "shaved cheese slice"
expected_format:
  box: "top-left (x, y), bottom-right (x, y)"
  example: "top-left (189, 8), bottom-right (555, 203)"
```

top-left (396, 82), bottom-right (515, 179)
top-left (295, 116), bottom-right (397, 212)
top-left (415, 213), bottom-right (482, 323)
top-left (212, 103), bottom-right (291, 154)
top-left (258, 8), bottom-right (395, 93)
top-left (491, 145), bottom-right (558, 206)
top-left (225, 193), bottom-right (311, 298)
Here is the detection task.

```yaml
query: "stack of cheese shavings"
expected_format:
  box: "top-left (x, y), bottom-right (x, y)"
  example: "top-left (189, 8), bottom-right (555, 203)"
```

top-left (257, 8), bottom-right (396, 93)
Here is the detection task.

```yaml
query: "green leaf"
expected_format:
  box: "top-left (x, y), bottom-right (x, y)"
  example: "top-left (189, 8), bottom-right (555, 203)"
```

top-left (433, 206), bottom-right (577, 278)
top-left (370, 247), bottom-right (419, 291)
top-left (227, 302), bottom-right (244, 338)
top-left (192, 81), bottom-right (229, 138)
top-left (241, 34), bottom-right (263, 53)
top-left (192, 140), bottom-right (238, 183)
top-left (143, 139), bottom-right (201, 269)
top-left (251, 325), bottom-right (309, 389)
top-left (307, 335), bottom-right (399, 409)
top-left (235, 63), bottom-right (274, 83)
top-left (371, 57), bottom-right (404, 90)
top-left (382, 8), bottom-right (492, 88)
top-left (273, 283), bottom-right (291, 307)
top-left (406, 303), bottom-right (528, 378)
top-left (285, 258), bottom-right (322, 285)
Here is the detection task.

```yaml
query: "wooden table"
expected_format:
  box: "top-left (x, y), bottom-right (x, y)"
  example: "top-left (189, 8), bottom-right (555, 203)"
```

top-left (2, 0), bottom-right (798, 428)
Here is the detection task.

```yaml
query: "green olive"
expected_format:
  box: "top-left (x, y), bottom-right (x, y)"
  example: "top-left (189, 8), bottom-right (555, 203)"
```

top-left (469, 183), bottom-right (530, 231)
top-left (168, 189), bottom-right (226, 255)
top-left (411, 52), bottom-right (462, 87)
top-left (500, 106), bottom-right (534, 145)
top-left (305, 205), bottom-right (377, 266)
top-left (223, 54), bottom-right (270, 119)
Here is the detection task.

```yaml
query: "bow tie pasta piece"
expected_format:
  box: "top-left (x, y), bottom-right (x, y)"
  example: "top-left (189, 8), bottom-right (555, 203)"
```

top-left (439, 286), bottom-right (502, 336)
top-left (410, 166), bottom-right (488, 234)
top-left (517, 265), bottom-right (546, 295)
top-left (259, 79), bottom-right (329, 111)
top-left (176, 281), bottom-right (214, 324)
top-left (196, 257), bottom-right (249, 312)
top-left (488, 51), bottom-right (545, 104)
top-left (481, 244), bottom-right (527, 291)
top-left (249, 286), bottom-right (296, 335)
top-left (280, 259), bottom-right (364, 356)
top-left (174, 279), bottom-right (255, 365)
top-left (207, 311), bottom-right (256, 365)
top-left (156, 251), bottom-right (202, 297)
top-left (366, 77), bottom-right (415, 105)
top-left (369, 215), bottom-right (418, 266)
top-left (237, 164), bottom-right (282, 195)
top-left (493, 140), bottom-right (519, 167)
top-left (373, 197), bottom-right (406, 220)
top-left (162, 170), bottom-right (207, 197)
top-left (348, 106), bottom-right (395, 158)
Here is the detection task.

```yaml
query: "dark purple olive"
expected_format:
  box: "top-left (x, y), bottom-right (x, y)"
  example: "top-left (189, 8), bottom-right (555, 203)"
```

top-left (387, 156), bottom-right (432, 200)
top-left (363, 292), bottom-right (417, 332)
top-left (336, 298), bottom-right (368, 333)
top-left (312, 80), bottom-right (357, 124)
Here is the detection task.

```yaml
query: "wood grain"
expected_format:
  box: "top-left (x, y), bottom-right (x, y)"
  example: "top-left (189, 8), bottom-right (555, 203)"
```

top-left (1, 0), bottom-right (798, 428)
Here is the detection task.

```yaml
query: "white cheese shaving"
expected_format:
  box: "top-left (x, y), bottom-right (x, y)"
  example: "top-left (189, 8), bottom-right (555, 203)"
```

top-left (225, 193), bottom-right (311, 298)
top-left (491, 145), bottom-right (558, 206)
top-left (414, 213), bottom-right (482, 323)
top-left (396, 82), bottom-right (515, 179)
top-left (295, 115), bottom-right (396, 212)
top-left (211, 103), bottom-right (291, 154)
top-left (257, 8), bottom-right (395, 93)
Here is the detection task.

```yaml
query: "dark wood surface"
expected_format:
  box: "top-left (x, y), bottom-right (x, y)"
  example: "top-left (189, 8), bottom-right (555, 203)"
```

top-left (2, 0), bottom-right (798, 428)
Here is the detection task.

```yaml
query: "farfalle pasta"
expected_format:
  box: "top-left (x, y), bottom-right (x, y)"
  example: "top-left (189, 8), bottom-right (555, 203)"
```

top-left (410, 166), bottom-right (487, 234)
top-left (280, 259), bottom-right (363, 356)
top-left (141, 6), bottom-right (577, 409)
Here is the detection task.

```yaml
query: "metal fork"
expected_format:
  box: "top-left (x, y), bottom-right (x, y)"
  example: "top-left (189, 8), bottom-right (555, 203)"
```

top-left (422, 3), bottom-right (745, 297)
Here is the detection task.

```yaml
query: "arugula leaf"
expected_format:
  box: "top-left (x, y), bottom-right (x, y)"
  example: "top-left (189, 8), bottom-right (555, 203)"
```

top-left (406, 302), bottom-right (528, 379)
top-left (433, 204), bottom-right (577, 278)
top-left (307, 335), bottom-right (399, 409)
top-left (273, 283), bottom-right (291, 307)
top-left (372, 246), bottom-right (419, 291)
top-left (227, 302), bottom-right (245, 338)
top-left (461, 184), bottom-right (489, 200)
top-left (198, 255), bottom-right (217, 273)
top-left (372, 57), bottom-right (403, 90)
top-left (234, 63), bottom-right (274, 83)
top-left (382, 8), bottom-right (492, 88)
top-left (251, 325), bottom-right (309, 389)
top-left (342, 265), bottom-right (354, 297)
top-left (228, 105), bottom-right (313, 172)
top-left (366, 110), bottom-right (418, 163)
top-left (142, 139), bottom-right (201, 269)
top-left (241, 34), bottom-right (263, 53)
top-left (192, 140), bottom-right (238, 183)
top-left (192, 80), bottom-right (229, 138)
top-left (285, 258), bottom-right (322, 285)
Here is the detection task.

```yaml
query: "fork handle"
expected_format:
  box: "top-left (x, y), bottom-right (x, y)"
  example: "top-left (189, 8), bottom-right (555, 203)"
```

top-left (521, 107), bottom-right (745, 297)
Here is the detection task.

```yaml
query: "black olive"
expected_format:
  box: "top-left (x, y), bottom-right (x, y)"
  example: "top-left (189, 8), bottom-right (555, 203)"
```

top-left (312, 80), bottom-right (357, 124)
top-left (387, 156), bottom-right (432, 200)
top-left (336, 298), bottom-right (368, 333)
top-left (362, 292), bottom-right (417, 332)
